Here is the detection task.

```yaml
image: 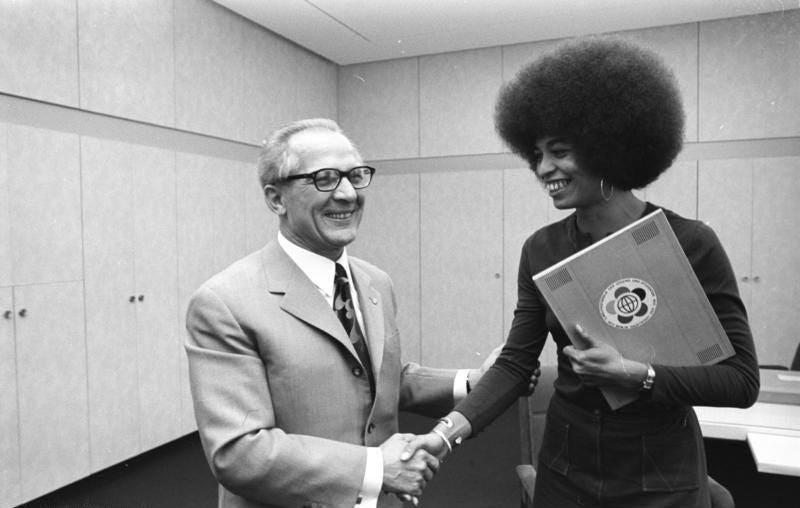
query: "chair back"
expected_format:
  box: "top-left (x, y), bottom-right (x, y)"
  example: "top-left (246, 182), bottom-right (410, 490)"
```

top-left (517, 365), bottom-right (557, 507)
top-left (519, 365), bottom-right (557, 467)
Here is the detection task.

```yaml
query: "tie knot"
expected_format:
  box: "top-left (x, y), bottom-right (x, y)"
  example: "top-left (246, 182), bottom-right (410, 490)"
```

top-left (334, 263), bottom-right (349, 286)
top-left (334, 263), bottom-right (351, 300)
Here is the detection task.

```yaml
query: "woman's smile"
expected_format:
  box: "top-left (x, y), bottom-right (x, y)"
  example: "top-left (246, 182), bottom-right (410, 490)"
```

top-left (544, 178), bottom-right (571, 195)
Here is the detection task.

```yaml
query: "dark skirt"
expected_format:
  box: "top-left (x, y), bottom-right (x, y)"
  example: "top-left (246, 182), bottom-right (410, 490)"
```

top-left (533, 392), bottom-right (710, 508)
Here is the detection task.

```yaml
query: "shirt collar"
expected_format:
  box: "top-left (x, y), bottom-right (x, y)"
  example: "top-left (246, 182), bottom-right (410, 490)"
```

top-left (277, 231), bottom-right (351, 299)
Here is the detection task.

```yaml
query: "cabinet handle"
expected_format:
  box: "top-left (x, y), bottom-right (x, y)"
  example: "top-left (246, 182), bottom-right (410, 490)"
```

top-left (753, 276), bottom-right (760, 283)
top-left (138, 294), bottom-right (144, 302)
top-left (741, 276), bottom-right (749, 282)
top-left (129, 295), bottom-right (136, 303)
top-left (18, 308), bottom-right (27, 317)
top-left (3, 310), bottom-right (11, 320)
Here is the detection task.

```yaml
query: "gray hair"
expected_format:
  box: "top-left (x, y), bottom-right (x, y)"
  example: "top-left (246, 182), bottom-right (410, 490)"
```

top-left (257, 118), bottom-right (355, 188)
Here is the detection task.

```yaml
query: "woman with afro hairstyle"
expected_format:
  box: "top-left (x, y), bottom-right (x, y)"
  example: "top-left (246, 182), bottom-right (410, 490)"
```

top-left (405, 37), bottom-right (758, 507)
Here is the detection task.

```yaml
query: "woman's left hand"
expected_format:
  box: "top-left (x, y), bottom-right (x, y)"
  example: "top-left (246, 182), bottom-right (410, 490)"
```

top-left (563, 324), bottom-right (646, 389)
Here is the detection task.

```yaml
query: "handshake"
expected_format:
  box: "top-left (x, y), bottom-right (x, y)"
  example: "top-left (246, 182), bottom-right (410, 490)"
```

top-left (378, 363), bottom-right (539, 505)
top-left (378, 428), bottom-right (456, 505)
top-left (376, 348), bottom-right (540, 505)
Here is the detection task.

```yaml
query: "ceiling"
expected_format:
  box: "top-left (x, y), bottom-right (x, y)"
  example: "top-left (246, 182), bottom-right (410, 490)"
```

top-left (213, 0), bottom-right (795, 65)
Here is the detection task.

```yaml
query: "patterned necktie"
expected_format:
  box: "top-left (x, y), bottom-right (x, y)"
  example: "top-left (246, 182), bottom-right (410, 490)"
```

top-left (333, 263), bottom-right (375, 398)
top-left (333, 263), bottom-right (355, 335)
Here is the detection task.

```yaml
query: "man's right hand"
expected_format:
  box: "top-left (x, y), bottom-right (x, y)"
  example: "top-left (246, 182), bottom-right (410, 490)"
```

top-left (399, 432), bottom-right (449, 462)
top-left (380, 433), bottom-right (440, 498)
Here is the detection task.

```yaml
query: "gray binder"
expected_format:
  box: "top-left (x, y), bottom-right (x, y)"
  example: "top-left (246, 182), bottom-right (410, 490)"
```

top-left (533, 209), bottom-right (734, 409)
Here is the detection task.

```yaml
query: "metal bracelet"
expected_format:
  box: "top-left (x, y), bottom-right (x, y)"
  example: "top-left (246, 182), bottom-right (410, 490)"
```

top-left (431, 428), bottom-right (453, 454)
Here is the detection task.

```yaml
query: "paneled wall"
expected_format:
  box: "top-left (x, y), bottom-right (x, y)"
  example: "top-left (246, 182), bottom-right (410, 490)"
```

top-left (345, 9), bottom-right (800, 369)
top-left (0, 1), bottom-right (331, 506)
top-left (2, 2), bottom-right (800, 506)
top-left (0, 0), bottom-right (336, 143)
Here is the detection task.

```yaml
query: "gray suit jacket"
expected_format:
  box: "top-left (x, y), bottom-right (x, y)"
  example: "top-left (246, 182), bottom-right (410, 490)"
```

top-left (186, 241), bottom-right (458, 508)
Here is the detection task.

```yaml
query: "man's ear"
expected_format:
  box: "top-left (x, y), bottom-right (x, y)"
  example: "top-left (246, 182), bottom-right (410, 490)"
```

top-left (263, 184), bottom-right (286, 215)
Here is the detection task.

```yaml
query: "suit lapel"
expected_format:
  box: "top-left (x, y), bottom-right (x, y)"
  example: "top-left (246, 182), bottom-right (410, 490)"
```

top-left (260, 242), bottom-right (360, 361)
top-left (350, 262), bottom-right (385, 378)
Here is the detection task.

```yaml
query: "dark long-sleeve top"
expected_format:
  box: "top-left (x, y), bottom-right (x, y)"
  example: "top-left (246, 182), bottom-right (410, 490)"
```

top-left (456, 202), bottom-right (760, 432)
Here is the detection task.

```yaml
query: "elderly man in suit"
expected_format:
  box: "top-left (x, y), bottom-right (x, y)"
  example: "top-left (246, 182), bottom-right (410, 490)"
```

top-left (185, 118), bottom-right (509, 508)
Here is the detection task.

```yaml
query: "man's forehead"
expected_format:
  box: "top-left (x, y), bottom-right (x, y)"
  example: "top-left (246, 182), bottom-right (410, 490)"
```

top-left (289, 128), bottom-right (348, 149)
top-left (289, 129), bottom-right (359, 166)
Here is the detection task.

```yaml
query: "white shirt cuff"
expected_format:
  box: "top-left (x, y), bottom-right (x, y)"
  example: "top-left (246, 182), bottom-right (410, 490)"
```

top-left (453, 369), bottom-right (471, 401)
top-left (356, 447), bottom-right (383, 508)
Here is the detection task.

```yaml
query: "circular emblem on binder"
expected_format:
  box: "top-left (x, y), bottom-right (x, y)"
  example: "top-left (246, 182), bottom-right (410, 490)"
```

top-left (599, 278), bottom-right (656, 329)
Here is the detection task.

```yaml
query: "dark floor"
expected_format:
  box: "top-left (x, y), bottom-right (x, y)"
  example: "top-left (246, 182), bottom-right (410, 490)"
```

top-left (16, 408), bottom-right (800, 508)
top-left (16, 434), bottom-right (218, 508)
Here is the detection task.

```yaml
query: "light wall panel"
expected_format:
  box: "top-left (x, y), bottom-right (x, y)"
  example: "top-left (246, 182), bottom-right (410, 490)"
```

top-left (420, 169), bottom-right (504, 368)
top-left (175, 0), bottom-right (245, 140)
top-left (294, 48), bottom-right (338, 121)
top-left (350, 173), bottom-right (422, 363)
top-left (615, 24), bottom-right (699, 143)
top-left (502, 39), bottom-right (564, 81)
top-left (7, 125), bottom-right (82, 286)
top-left (0, 0), bottom-right (79, 106)
top-left (176, 152), bottom-right (249, 432)
top-left (0, 123), bottom-right (10, 286)
top-left (241, 21), bottom-right (297, 144)
top-left (16, 281), bottom-right (88, 501)
top-left (697, 160), bottom-right (753, 351)
top-left (243, 163), bottom-right (278, 254)
top-left (751, 156), bottom-right (800, 367)
top-left (699, 10), bottom-right (800, 141)
top-left (502, 167), bottom-right (558, 367)
top-left (339, 58), bottom-right (420, 161)
top-left (133, 147), bottom-right (180, 451)
top-left (78, 0), bottom-right (175, 126)
top-left (0, 287), bottom-right (20, 506)
top-left (81, 137), bottom-right (140, 471)
top-left (640, 161), bottom-right (698, 219)
top-left (420, 47), bottom-right (504, 157)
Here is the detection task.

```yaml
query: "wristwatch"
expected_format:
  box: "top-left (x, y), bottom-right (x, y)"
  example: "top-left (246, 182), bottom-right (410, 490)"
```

top-left (641, 364), bottom-right (656, 391)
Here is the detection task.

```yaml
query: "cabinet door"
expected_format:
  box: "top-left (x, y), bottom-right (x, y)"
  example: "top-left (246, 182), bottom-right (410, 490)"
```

top-left (0, 124), bottom-right (10, 286)
top-left (751, 157), bottom-right (800, 366)
top-left (81, 137), bottom-right (140, 471)
top-left (698, 161), bottom-right (753, 313)
top-left (177, 154), bottom-right (248, 432)
top-left (350, 173), bottom-right (422, 362)
top-left (15, 281), bottom-right (88, 501)
top-left (244, 163), bottom-right (277, 253)
top-left (420, 170), bottom-right (504, 368)
top-left (0, 287), bottom-right (20, 506)
top-left (503, 168), bottom-right (558, 366)
top-left (134, 148), bottom-right (181, 449)
top-left (7, 125), bottom-right (82, 285)
top-left (699, 158), bottom-right (800, 368)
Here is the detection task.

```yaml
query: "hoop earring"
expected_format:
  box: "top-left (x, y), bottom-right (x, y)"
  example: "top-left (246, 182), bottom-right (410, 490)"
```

top-left (600, 179), bottom-right (614, 201)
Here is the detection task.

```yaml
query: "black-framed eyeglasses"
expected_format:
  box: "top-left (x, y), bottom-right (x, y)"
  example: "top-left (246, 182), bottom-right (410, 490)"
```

top-left (284, 165), bottom-right (375, 192)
